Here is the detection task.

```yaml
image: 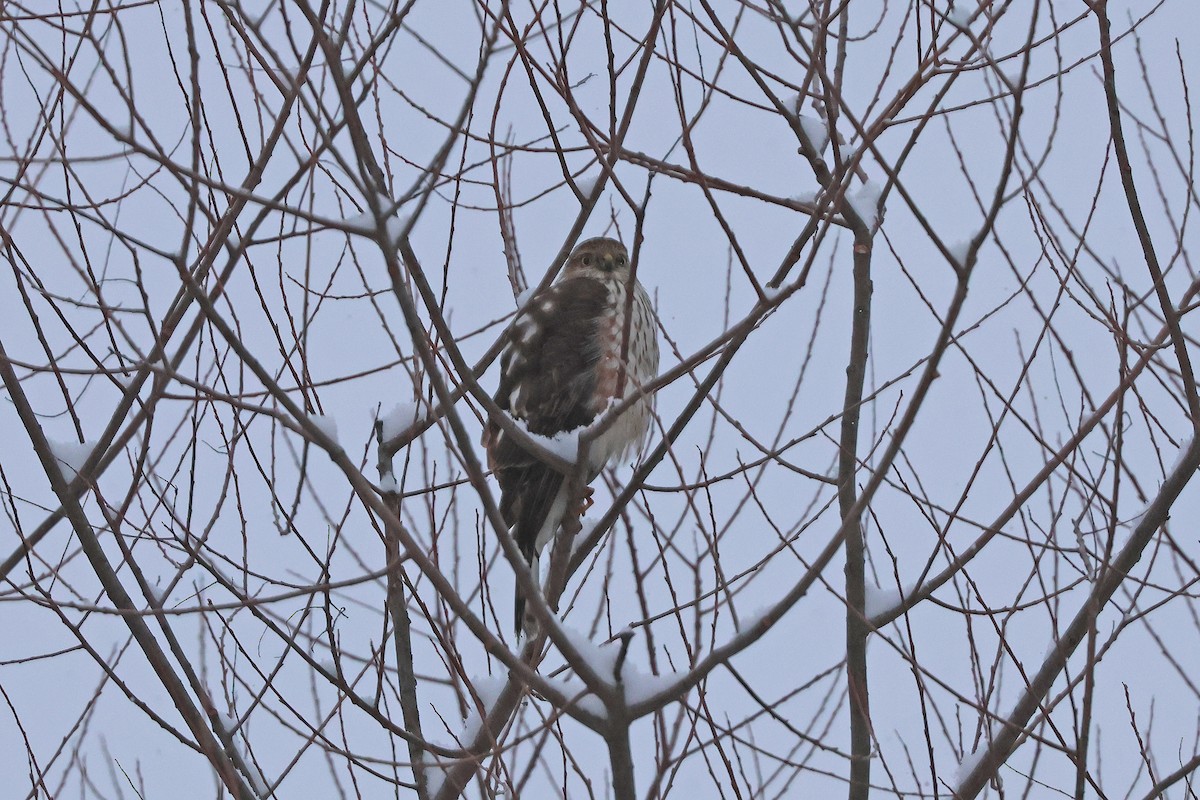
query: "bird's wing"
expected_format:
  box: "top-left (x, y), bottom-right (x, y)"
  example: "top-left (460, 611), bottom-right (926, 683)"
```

top-left (485, 276), bottom-right (609, 558)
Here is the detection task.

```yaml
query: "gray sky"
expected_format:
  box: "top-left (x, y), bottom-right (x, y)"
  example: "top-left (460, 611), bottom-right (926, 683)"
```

top-left (1, 0), bottom-right (1199, 797)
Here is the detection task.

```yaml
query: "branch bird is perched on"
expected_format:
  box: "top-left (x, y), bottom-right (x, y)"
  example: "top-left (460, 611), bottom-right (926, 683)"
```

top-left (483, 237), bottom-right (659, 636)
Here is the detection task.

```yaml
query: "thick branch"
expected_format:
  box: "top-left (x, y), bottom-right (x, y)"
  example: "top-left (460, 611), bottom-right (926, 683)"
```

top-left (841, 232), bottom-right (874, 800)
top-left (1093, 0), bottom-right (1200, 424)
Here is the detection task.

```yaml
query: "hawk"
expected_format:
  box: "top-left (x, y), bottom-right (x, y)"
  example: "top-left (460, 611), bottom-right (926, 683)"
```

top-left (483, 237), bottom-right (659, 636)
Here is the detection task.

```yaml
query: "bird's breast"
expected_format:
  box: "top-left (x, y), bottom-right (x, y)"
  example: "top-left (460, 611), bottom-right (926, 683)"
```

top-left (588, 279), bottom-right (659, 468)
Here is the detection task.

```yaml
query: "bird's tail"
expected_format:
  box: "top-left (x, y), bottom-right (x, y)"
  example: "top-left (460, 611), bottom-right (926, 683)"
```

top-left (514, 553), bottom-right (540, 638)
top-left (511, 474), bottom-right (565, 639)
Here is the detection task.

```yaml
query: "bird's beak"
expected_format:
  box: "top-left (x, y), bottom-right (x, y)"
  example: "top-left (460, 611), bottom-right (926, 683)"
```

top-left (600, 254), bottom-right (616, 272)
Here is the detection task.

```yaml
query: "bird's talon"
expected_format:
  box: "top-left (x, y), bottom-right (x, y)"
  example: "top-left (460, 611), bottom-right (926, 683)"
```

top-left (575, 486), bottom-right (595, 516)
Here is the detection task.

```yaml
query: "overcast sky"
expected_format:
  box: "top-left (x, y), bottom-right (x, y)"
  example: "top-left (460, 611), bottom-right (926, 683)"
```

top-left (2, 1), bottom-right (1199, 797)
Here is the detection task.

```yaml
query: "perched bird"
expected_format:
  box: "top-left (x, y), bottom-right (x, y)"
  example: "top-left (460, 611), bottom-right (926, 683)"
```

top-left (483, 237), bottom-right (659, 636)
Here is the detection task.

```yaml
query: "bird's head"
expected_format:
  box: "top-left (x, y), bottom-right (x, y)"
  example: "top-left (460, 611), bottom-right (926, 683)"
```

top-left (564, 237), bottom-right (631, 280)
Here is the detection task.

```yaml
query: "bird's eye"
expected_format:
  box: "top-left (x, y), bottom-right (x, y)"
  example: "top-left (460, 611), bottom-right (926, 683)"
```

top-left (581, 254), bottom-right (594, 266)
top-left (616, 256), bottom-right (627, 267)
